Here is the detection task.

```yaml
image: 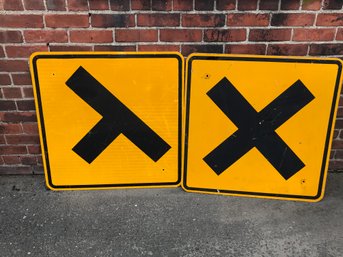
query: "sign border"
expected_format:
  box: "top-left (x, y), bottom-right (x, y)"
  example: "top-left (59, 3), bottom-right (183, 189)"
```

top-left (183, 54), bottom-right (343, 201)
top-left (30, 52), bottom-right (183, 190)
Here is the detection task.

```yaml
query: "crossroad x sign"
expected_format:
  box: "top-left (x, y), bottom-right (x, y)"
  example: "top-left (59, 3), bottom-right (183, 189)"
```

top-left (30, 52), bottom-right (182, 190)
top-left (183, 54), bottom-right (343, 202)
top-left (204, 78), bottom-right (314, 179)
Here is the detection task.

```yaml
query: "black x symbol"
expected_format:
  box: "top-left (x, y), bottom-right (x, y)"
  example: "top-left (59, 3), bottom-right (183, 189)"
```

top-left (203, 77), bottom-right (315, 180)
top-left (66, 66), bottom-right (171, 164)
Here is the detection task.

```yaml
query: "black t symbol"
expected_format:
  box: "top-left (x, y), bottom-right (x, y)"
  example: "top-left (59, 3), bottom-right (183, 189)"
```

top-left (66, 66), bottom-right (171, 164)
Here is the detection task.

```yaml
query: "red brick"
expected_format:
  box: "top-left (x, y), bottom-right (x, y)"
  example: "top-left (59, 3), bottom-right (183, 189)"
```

top-left (227, 13), bottom-right (270, 27)
top-left (225, 44), bottom-right (266, 55)
top-left (249, 29), bottom-right (292, 42)
top-left (21, 156), bottom-right (37, 165)
top-left (0, 167), bottom-right (32, 175)
top-left (23, 0), bottom-right (45, 10)
top-left (46, 0), bottom-right (66, 11)
top-left (204, 29), bottom-right (246, 42)
top-left (2, 112), bottom-right (37, 122)
top-left (0, 60), bottom-right (28, 72)
top-left (0, 135), bottom-right (5, 144)
top-left (22, 123), bottom-right (39, 134)
top-left (281, 0), bottom-right (300, 10)
top-left (216, 0), bottom-right (235, 10)
top-left (152, 0), bottom-right (172, 10)
top-left (339, 96), bottom-right (343, 106)
top-left (89, 0), bottom-right (109, 10)
top-left (332, 138), bottom-right (343, 149)
top-left (335, 119), bottom-right (343, 129)
top-left (16, 100), bottom-right (36, 111)
top-left (181, 44), bottom-right (223, 56)
top-left (334, 129), bottom-right (340, 139)
top-left (6, 135), bottom-right (40, 144)
top-left (309, 44), bottom-right (343, 56)
top-left (160, 29), bottom-right (202, 42)
top-left (238, 0), bottom-right (257, 10)
top-left (0, 74), bottom-right (11, 85)
top-left (338, 129), bottom-right (343, 140)
top-left (334, 150), bottom-right (343, 159)
top-left (37, 156), bottom-right (43, 165)
top-left (195, 0), bottom-right (214, 10)
top-left (116, 29), bottom-right (158, 42)
top-left (35, 157), bottom-right (43, 167)
top-left (271, 13), bottom-right (315, 26)
top-left (109, 0), bottom-right (130, 10)
top-left (337, 107), bottom-right (343, 118)
top-left (23, 87), bottom-right (34, 98)
top-left (2, 88), bottom-right (22, 99)
top-left (94, 45), bottom-right (136, 51)
top-left (0, 46), bottom-right (4, 58)
top-left (3, 156), bottom-right (22, 165)
top-left (67, 0), bottom-right (88, 11)
top-left (267, 44), bottom-right (308, 56)
top-left (3, 90), bottom-right (26, 103)
top-left (316, 14), bottom-right (343, 26)
top-left (2, 0), bottom-right (24, 10)
top-left (138, 45), bottom-right (180, 51)
top-left (338, 128), bottom-right (343, 137)
top-left (182, 14), bottom-right (225, 27)
top-left (5, 45), bottom-right (48, 58)
top-left (137, 14), bottom-right (180, 27)
top-left (0, 31), bottom-right (23, 43)
top-left (28, 145), bottom-right (41, 154)
top-left (33, 165), bottom-right (44, 174)
top-left (330, 159), bottom-right (343, 170)
top-left (0, 123), bottom-right (22, 134)
top-left (131, 0), bottom-right (151, 10)
top-left (70, 30), bottom-right (113, 43)
top-left (0, 146), bottom-right (27, 155)
top-left (0, 157), bottom-right (3, 165)
top-left (0, 15), bottom-right (43, 28)
top-left (330, 150), bottom-right (336, 159)
top-left (49, 45), bottom-right (93, 51)
top-left (329, 160), bottom-right (343, 171)
top-left (91, 14), bottom-right (135, 28)
top-left (45, 14), bottom-right (89, 28)
top-left (24, 30), bottom-right (68, 43)
top-left (293, 29), bottom-right (336, 42)
top-left (173, 0), bottom-right (193, 10)
top-left (302, 0), bottom-right (321, 10)
top-left (259, 0), bottom-right (279, 10)
top-left (323, 0), bottom-right (343, 10)
top-left (337, 29), bottom-right (343, 41)
top-left (0, 100), bottom-right (16, 110)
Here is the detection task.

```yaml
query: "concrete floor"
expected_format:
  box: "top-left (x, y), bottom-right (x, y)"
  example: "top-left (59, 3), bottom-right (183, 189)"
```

top-left (0, 174), bottom-right (342, 257)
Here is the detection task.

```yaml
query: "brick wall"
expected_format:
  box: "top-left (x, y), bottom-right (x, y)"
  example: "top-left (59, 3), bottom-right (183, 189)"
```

top-left (0, 0), bottom-right (343, 174)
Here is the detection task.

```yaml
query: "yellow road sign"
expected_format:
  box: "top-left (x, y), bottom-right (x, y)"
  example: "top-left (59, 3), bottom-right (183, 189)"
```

top-left (183, 54), bottom-right (343, 202)
top-left (30, 52), bottom-right (183, 190)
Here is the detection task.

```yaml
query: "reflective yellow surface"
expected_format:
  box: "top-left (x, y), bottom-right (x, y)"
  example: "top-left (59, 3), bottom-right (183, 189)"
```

top-left (183, 54), bottom-right (343, 202)
top-left (30, 52), bottom-right (182, 190)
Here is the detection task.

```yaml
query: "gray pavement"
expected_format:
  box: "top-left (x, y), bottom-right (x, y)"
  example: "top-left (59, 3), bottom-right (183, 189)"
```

top-left (0, 174), bottom-right (342, 257)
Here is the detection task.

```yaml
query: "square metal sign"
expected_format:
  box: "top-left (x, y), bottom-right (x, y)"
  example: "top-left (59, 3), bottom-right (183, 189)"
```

top-left (183, 54), bottom-right (342, 202)
top-left (30, 52), bottom-right (182, 190)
